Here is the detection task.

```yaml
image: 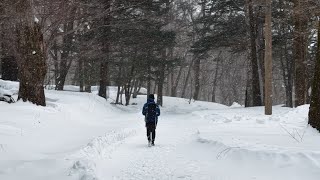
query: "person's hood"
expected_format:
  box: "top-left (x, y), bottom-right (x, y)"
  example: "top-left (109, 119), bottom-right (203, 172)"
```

top-left (147, 98), bottom-right (155, 103)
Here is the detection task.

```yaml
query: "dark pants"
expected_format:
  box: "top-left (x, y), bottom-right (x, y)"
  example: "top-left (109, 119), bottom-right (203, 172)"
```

top-left (146, 122), bottom-right (156, 143)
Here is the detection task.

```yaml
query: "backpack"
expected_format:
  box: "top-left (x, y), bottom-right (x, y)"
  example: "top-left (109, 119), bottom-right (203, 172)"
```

top-left (146, 103), bottom-right (157, 123)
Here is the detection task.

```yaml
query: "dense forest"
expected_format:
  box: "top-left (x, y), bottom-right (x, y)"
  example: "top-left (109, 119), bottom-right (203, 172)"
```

top-left (0, 0), bottom-right (319, 130)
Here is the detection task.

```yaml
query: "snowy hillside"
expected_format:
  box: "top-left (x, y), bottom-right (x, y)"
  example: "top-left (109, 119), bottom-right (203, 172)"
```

top-left (0, 80), bottom-right (320, 180)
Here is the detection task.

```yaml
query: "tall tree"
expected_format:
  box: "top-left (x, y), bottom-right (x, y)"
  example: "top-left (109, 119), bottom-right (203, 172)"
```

top-left (293, 0), bottom-right (308, 107)
top-left (264, 0), bottom-right (273, 115)
top-left (54, 7), bottom-right (77, 90)
top-left (308, 19), bottom-right (320, 131)
top-left (192, 0), bottom-right (207, 101)
top-left (247, 0), bottom-right (263, 106)
top-left (98, 0), bottom-right (111, 99)
top-left (15, 0), bottom-right (47, 106)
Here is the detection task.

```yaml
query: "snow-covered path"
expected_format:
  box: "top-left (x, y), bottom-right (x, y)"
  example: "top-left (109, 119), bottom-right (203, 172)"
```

top-left (93, 113), bottom-right (200, 180)
top-left (71, 105), bottom-right (320, 180)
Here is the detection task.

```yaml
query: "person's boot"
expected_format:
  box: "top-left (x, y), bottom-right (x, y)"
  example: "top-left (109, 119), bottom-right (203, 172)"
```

top-left (148, 137), bottom-right (151, 147)
top-left (151, 140), bottom-right (155, 146)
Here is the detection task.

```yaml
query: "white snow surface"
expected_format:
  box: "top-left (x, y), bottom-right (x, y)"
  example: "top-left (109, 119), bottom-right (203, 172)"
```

top-left (0, 80), bottom-right (320, 180)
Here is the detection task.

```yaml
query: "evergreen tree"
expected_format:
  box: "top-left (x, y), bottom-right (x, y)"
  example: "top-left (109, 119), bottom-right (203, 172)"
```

top-left (308, 19), bottom-right (320, 131)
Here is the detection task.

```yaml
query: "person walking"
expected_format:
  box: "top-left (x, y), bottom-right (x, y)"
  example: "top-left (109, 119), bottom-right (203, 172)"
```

top-left (142, 94), bottom-right (160, 146)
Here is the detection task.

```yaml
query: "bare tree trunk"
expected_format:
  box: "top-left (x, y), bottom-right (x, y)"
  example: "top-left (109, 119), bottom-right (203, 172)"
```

top-left (147, 52), bottom-right (151, 96)
top-left (116, 85), bottom-right (121, 104)
top-left (248, 0), bottom-right (262, 106)
top-left (280, 42), bottom-right (294, 107)
top-left (16, 1), bottom-right (46, 106)
top-left (55, 7), bottom-right (77, 91)
top-left (181, 58), bottom-right (194, 98)
top-left (192, 1), bottom-right (207, 101)
top-left (52, 41), bottom-right (59, 86)
top-left (99, 0), bottom-right (111, 99)
top-left (55, 53), bottom-right (73, 90)
top-left (245, 54), bottom-right (253, 107)
top-left (99, 61), bottom-right (109, 98)
top-left (172, 66), bottom-right (182, 97)
top-left (256, 6), bottom-right (265, 104)
top-left (79, 58), bottom-right (84, 92)
top-left (72, 66), bottom-right (78, 86)
top-left (133, 80), bottom-right (141, 98)
top-left (84, 59), bottom-right (93, 93)
top-left (287, 58), bottom-right (294, 107)
top-left (120, 85), bottom-right (124, 104)
top-left (153, 81), bottom-right (157, 95)
top-left (264, 0), bottom-right (272, 115)
top-left (0, 4), bottom-right (4, 66)
top-left (85, 85), bottom-right (91, 93)
top-left (308, 20), bottom-right (320, 131)
top-left (211, 52), bottom-right (222, 102)
top-left (211, 73), bottom-right (218, 102)
top-left (129, 79), bottom-right (136, 98)
top-left (277, 0), bottom-right (294, 107)
top-left (125, 64), bottom-right (135, 106)
top-left (147, 72), bottom-right (151, 96)
top-left (125, 83), bottom-right (130, 106)
top-left (193, 57), bottom-right (201, 100)
top-left (116, 61), bottom-right (123, 104)
top-left (293, 0), bottom-right (307, 107)
top-left (157, 63), bottom-right (165, 106)
top-left (172, 51), bottom-right (188, 97)
top-left (188, 76), bottom-right (194, 104)
top-left (166, 71), bottom-right (172, 96)
top-left (169, 71), bottom-right (174, 95)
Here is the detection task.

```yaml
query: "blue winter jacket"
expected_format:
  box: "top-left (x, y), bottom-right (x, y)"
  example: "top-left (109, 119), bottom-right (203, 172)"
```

top-left (142, 98), bottom-right (160, 123)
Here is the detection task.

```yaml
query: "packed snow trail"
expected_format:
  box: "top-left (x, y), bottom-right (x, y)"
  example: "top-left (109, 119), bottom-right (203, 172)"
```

top-left (93, 113), bottom-right (198, 180)
top-left (71, 106), bottom-right (320, 180)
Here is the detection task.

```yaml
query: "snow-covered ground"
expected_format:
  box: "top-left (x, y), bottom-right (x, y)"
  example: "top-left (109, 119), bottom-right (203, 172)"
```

top-left (0, 80), bottom-right (320, 180)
